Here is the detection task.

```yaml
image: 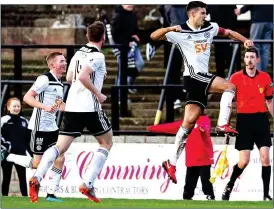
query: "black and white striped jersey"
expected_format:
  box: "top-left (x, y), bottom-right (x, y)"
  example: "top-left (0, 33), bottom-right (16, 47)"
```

top-left (65, 43), bottom-right (106, 112)
top-left (165, 21), bottom-right (219, 76)
top-left (28, 72), bottom-right (64, 132)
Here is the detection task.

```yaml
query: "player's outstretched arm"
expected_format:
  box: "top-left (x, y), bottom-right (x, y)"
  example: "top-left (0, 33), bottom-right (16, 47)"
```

top-left (218, 28), bottom-right (254, 48)
top-left (150, 25), bottom-right (182, 41)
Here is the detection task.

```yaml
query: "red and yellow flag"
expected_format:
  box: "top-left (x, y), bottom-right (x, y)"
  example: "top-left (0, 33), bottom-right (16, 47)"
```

top-left (210, 144), bottom-right (229, 184)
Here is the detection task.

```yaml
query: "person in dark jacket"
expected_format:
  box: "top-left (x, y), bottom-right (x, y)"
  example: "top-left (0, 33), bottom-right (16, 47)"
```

top-left (183, 114), bottom-right (215, 200)
top-left (235, 5), bottom-right (273, 72)
top-left (111, 5), bottom-right (144, 94)
top-left (1, 97), bottom-right (30, 196)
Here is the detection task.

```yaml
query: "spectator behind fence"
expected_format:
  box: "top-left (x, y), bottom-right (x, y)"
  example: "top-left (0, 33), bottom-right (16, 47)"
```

top-left (235, 5), bottom-right (273, 72)
top-left (208, 5), bottom-right (239, 78)
top-left (1, 97), bottom-right (29, 196)
top-left (111, 5), bottom-right (145, 94)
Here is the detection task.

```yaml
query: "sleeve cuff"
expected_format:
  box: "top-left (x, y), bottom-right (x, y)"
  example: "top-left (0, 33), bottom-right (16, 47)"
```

top-left (265, 95), bottom-right (273, 100)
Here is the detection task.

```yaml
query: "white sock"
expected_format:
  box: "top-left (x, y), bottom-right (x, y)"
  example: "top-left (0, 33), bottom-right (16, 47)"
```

top-left (83, 147), bottom-right (109, 188)
top-left (6, 154), bottom-right (33, 168)
top-left (169, 126), bottom-right (190, 166)
top-left (30, 168), bottom-right (37, 176)
top-left (218, 90), bottom-right (235, 126)
top-left (47, 166), bottom-right (62, 195)
top-left (34, 146), bottom-right (60, 183)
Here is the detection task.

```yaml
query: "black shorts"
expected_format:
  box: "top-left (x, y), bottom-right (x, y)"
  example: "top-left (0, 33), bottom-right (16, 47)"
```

top-left (235, 113), bottom-right (272, 151)
top-left (183, 72), bottom-right (216, 109)
top-left (28, 129), bottom-right (59, 155)
top-left (59, 110), bottom-right (112, 137)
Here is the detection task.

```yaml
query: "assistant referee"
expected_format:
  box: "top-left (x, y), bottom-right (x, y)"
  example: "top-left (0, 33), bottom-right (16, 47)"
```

top-left (221, 47), bottom-right (273, 201)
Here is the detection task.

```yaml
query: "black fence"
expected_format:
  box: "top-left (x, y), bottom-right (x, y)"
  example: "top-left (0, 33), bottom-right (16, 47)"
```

top-left (1, 40), bottom-right (273, 136)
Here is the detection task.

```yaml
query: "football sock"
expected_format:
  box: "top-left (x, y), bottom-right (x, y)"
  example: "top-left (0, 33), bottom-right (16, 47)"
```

top-left (262, 166), bottom-right (271, 197)
top-left (83, 147), bottom-right (109, 188)
top-left (34, 146), bottom-right (60, 183)
top-left (218, 90), bottom-right (235, 126)
top-left (169, 126), bottom-right (190, 166)
top-left (47, 166), bottom-right (62, 195)
top-left (228, 164), bottom-right (244, 187)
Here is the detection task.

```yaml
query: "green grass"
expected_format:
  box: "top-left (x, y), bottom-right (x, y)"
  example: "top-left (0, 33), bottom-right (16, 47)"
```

top-left (1, 197), bottom-right (273, 208)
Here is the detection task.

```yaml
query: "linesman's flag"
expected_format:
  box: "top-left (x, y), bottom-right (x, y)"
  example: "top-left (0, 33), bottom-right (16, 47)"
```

top-left (210, 135), bottom-right (230, 184)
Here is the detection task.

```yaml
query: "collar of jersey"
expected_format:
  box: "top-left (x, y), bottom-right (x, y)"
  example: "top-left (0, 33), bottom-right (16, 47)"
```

top-left (243, 68), bottom-right (259, 78)
top-left (86, 43), bottom-right (100, 51)
top-left (186, 21), bottom-right (201, 31)
top-left (49, 71), bottom-right (60, 82)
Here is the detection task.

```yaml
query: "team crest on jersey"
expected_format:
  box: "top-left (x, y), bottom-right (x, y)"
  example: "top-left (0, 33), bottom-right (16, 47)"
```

top-left (21, 121), bottom-right (27, 127)
top-left (204, 31), bottom-right (210, 38)
top-left (259, 87), bottom-right (264, 94)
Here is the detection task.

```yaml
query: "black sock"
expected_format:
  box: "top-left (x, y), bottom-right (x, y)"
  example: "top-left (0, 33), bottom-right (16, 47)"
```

top-left (262, 166), bottom-right (271, 197)
top-left (228, 164), bottom-right (244, 187)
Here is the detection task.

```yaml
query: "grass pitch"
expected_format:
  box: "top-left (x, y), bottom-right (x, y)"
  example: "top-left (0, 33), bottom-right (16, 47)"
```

top-left (1, 197), bottom-right (273, 208)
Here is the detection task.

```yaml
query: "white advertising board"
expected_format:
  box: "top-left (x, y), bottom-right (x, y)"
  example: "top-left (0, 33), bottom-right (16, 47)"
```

top-left (27, 143), bottom-right (273, 201)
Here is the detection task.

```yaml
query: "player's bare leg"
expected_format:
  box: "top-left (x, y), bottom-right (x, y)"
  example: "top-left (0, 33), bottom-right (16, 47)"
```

top-left (163, 104), bottom-right (202, 184)
top-left (31, 154), bottom-right (42, 169)
top-left (208, 76), bottom-right (238, 136)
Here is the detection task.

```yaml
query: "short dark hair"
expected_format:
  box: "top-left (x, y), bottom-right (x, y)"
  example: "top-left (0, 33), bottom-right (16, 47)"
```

top-left (87, 21), bottom-right (105, 42)
top-left (245, 47), bottom-right (259, 58)
top-left (186, 1), bottom-right (208, 12)
top-left (46, 52), bottom-right (63, 64)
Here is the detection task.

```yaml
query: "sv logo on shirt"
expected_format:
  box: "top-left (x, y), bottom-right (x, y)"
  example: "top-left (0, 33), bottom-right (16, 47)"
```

top-left (195, 43), bottom-right (208, 53)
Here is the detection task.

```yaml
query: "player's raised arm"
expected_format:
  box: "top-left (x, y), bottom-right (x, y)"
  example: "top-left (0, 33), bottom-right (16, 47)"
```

top-left (217, 27), bottom-right (254, 48)
top-left (150, 25), bottom-right (182, 41)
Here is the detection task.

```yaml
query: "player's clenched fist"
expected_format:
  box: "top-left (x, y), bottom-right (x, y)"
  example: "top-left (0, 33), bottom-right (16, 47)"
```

top-left (170, 25), bottom-right (183, 32)
top-left (43, 105), bottom-right (57, 113)
top-left (244, 40), bottom-right (254, 48)
top-left (96, 93), bottom-right (107, 104)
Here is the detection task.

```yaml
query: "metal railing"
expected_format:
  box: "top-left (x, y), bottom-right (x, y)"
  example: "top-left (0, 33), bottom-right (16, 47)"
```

top-left (0, 80), bottom-right (70, 126)
top-left (1, 40), bottom-right (273, 136)
top-left (1, 44), bottom-right (129, 114)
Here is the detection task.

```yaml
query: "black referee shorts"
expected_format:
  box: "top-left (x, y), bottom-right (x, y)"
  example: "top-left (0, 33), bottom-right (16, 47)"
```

top-left (235, 113), bottom-right (272, 151)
